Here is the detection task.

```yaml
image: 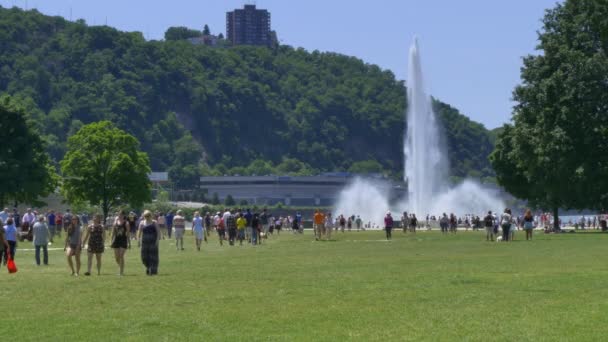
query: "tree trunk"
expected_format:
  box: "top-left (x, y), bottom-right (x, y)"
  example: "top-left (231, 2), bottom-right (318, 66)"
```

top-left (553, 206), bottom-right (560, 231)
top-left (102, 198), bottom-right (109, 227)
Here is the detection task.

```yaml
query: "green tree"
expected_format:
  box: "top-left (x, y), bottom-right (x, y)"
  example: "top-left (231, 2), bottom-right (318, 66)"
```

top-left (60, 121), bottom-right (152, 224)
top-left (490, 0), bottom-right (608, 229)
top-left (224, 194), bottom-right (235, 206)
top-left (203, 24), bottom-right (210, 36)
top-left (164, 26), bottom-right (202, 41)
top-left (0, 95), bottom-right (58, 207)
top-left (211, 192), bottom-right (220, 205)
top-left (348, 159), bottom-right (384, 174)
top-left (0, 6), bottom-right (499, 182)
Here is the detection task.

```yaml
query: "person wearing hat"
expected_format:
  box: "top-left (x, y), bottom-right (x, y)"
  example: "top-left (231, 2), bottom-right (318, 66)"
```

top-left (32, 215), bottom-right (51, 266)
top-left (384, 211), bottom-right (394, 240)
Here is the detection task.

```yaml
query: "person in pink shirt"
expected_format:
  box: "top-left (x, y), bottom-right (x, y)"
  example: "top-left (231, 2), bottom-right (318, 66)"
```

top-left (384, 211), bottom-right (394, 240)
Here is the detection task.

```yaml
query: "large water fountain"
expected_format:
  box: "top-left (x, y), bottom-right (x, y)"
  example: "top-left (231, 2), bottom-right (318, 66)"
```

top-left (333, 38), bottom-right (504, 226)
top-left (404, 38), bottom-right (447, 216)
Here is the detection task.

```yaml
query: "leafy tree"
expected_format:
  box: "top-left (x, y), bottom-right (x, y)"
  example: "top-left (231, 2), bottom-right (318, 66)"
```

top-left (60, 121), bottom-right (152, 224)
top-left (164, 26), bottom-right (202, 41)
top-left (490, 0), bottom-right (608, 229)
top-left (224, 194), bottom-right (235, 206)
top-left (239, 199), bottom-right (248, 206)
top-left (203, 24), bottom-right (210, 36)
top-left (218, 33), bottom-right (224, 40)
top-left (0, 7), bottom-right (498, 182)
top-left (348, 159), bottom-right (384, 174)
top-left (0, 95), bottom-right (58, 207)
top-left (211, 192), bottom-right (220, 205)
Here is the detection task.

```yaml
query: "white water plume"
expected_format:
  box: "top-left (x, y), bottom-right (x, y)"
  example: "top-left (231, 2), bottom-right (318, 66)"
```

top-left (333, 38), bottom-right (505, 225)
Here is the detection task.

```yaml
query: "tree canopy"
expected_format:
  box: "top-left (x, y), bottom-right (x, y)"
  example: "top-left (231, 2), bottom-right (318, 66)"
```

top-left (490, 0), bottom-right (608, 227)
top-left (0, 6), bottom-right (497, 186)
top-left (0, 95), bottom-right (57, 207)
top-left (60, 121), bottom-right (152, 222)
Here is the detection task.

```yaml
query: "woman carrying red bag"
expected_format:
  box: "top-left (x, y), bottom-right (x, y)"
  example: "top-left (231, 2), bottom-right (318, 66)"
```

top-left (0, 220), bottom-right (8, 265)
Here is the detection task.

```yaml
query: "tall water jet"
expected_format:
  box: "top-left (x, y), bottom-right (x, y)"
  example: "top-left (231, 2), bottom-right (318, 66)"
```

top-left (404, 38), bottom-right (446, 216)
top-left (332, 37), bottom-right (505, 225)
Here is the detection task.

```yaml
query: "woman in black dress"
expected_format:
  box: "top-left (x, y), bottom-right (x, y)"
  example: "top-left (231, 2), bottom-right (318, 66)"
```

top-left (138, 210), bottom-right (160, 275)
top-left (111, 210), bottom-right (131, 276)
top-left (82, 214), bottom-right (105, 276)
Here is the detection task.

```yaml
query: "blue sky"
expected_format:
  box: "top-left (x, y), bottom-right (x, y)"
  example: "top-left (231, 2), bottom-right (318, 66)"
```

top-left (3, 0), bottom-right (560, 129)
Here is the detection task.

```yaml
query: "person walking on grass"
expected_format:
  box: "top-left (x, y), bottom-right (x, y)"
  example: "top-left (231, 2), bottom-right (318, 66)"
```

top-left (339, 215), bottom-right (346, 233)
top-left (384, 211), bottom-right (394, 240)
top-left (409, 214), bottom-right (418, 234)
top-left (47, 210), bottom-right (56, 243)
top-left (523, 209), bottom-right (534, 241)
top-left (64, 216), bottom-right (82, 276)
top-left (313, 210), bottom-right (325, 241)
top-left (226, 210), bottom-right (237, 246)
top-left (236, 213), bottom-right (246, 246)
top-left (138, 210), bottom-right (161, 275)
top-left (165, 210), bottom-right (174, 239)
top-left (217, 211), bottom-right (226, 246)
top-left (356, 215), bottom-right (362, 231)
top-left (82, 214), bottom-right (105, 276)
top-left (325, 212), bottom-right (333, 240)
top-left (251, 213), bottom-right (261, 245)
top-left (32, 215), bottom-right (50, 266)
top-left (0, 219), bottom-right (8, 266)
top-left (173, 210), bottom-right (186, 251)
top-left (110, 210), bottom-right (130, 276)
top-left (127, 212), bottom-right (138, 240)
top-left (192, 211), bottom-right (206, 251)
top-left (484, 211), bottom-right (495, 241)
top-left (500, 208), bottom-right (513, 242)
top-left (260, 209), bottom-right (270, 239)
top-left (3, 218), bottom-right (17, 264)
top-left (204, 212), bottom-right (212, 239)
top-left (157, 213), bottom-right (166, 240)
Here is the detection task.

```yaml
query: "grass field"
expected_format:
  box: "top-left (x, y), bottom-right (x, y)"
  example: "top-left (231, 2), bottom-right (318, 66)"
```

top-left (3, 229), bottom-right (608, 341)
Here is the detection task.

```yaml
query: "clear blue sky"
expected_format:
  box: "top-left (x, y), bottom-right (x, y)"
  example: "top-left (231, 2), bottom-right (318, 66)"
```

top-left (3, 0), bottom-right (560, 129)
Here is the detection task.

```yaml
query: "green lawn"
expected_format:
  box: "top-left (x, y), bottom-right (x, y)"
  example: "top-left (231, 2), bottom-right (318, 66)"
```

top-left (3, 229), bottom-right (608, 341)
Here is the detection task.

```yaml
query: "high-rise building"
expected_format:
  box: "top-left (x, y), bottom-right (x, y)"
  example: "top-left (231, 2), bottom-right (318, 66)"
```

top-left (226, 5), bottom-right (271, 47)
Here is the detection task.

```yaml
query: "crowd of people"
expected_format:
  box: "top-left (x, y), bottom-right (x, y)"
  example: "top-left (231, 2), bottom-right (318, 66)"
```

top-left (1, 205), bottom-right (607, 277)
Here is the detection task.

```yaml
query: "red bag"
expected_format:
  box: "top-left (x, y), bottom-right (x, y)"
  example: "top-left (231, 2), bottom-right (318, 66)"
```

top-left (7, 252), bottom-right (17, 274)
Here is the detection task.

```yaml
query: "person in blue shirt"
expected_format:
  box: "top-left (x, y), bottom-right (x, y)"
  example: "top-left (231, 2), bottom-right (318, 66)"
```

top-left (165, 211), bottom-right (174, 239)
top-left (47, 210), bottom-right (56, 243)
top-left (191, 211), bottom-right (206, 251)
top-left (3, 218), bottom-right (18, 263)
top-left (296, 212), bottom-right (303, 233)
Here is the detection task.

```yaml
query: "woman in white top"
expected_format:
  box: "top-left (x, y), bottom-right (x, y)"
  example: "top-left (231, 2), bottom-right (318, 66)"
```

top-left (500, 208), bottom-right (513, 242)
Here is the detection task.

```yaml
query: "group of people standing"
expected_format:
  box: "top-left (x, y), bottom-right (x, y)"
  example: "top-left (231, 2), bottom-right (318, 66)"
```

top-left (0, 207), bottom-right (161, 277)
top-left (380, 208), bottom-right (539, 242)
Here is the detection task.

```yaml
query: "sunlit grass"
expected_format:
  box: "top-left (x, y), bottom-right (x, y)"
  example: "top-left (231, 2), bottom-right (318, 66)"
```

top-left (4, 229), bottom-right (608, 341)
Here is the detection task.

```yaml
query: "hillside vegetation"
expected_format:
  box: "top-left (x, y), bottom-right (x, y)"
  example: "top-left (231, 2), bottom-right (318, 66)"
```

top-left (0, 6), bottom-right (496, 186)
